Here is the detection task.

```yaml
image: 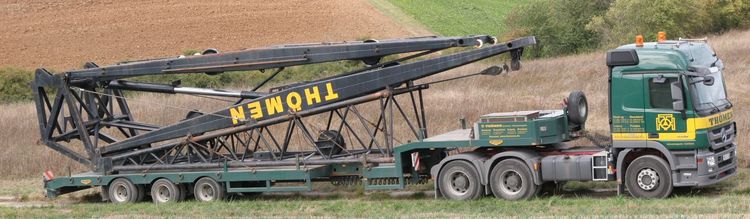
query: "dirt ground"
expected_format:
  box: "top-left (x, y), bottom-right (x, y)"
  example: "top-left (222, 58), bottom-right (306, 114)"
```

top-left (0, 0), bottom-right (430, 70)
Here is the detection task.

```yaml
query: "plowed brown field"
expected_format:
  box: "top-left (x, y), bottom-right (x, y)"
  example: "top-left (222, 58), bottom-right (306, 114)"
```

top-left (0, 0), bottom-right (430, 70)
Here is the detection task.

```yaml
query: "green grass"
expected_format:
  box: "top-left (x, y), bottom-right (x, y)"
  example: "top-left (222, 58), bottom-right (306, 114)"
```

top-left (384, 0), bottom-right (529, 36)
top-left (2, 169), bottom-right (750, 217)
top-left (2, 193), bottom-right (750, 217)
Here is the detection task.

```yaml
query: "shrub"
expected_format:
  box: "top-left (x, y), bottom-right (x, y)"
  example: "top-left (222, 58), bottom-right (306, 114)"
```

top-left (507, 0), bottom-right (750, 56)
top-left (0, 67), bottom-right (34, 103)
top-left (704, 0), bottom-right (750, 33)
top-left (586, 0), bottom-right (711, 47)
top-left (505, 0), bottom-right (612, 57)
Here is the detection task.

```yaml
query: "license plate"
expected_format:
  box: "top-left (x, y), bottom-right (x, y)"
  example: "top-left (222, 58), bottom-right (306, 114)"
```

top-left (723, 153), bottom-right (731, 161)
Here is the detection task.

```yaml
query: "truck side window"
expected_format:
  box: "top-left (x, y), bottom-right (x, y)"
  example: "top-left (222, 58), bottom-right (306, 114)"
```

top-left (648, 77), bottom-right (677, 109)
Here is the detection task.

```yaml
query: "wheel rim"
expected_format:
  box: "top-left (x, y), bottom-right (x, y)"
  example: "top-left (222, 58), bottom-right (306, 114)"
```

top-left (154, 184), bottom-right (171, 203)
top-left (112, 184), bottom-right (129, 202)
top-left (637, 168), bottom-right (659, 191)
top-left (578, 99), bottom-right (587, 118)
top-left (197, 184), bottom-right (216, 201)
top-left (446, 171), bottom-right (471, 196)
top-left (499, 170), bottom-right (523, 195)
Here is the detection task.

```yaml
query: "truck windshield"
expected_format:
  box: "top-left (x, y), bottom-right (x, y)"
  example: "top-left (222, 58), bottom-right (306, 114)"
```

top-left (690, 69), bottom-right (730, 115)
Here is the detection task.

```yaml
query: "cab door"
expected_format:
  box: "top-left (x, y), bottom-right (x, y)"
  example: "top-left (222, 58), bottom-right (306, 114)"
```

top-left (610, 72), bottom-right (646, 146)
top-left (643, 73), bottom-right (690, 146)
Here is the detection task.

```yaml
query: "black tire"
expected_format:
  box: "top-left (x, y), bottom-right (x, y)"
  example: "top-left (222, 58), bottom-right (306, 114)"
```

top-left (567, 91), bottom-right (588, 125)
top-left (625, 155), bottom-right (673, 199)
top-left (178, 183), bottom-right (189, 201)
top-left (151, 179), bottom-right (183, 204)
top-left (438, 160), bottom-right (484, 200)
top-left (489, 159), bottom-right (537, 200)
top-left (108, 178), bottom-right (141, 204)
top-left (194, 177), bottom-right (226, 202)
top-left (135, 184), bottom-right (146, 202)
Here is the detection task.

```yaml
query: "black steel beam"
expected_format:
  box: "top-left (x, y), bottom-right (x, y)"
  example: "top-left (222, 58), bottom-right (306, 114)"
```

top-left (65, 36), bottom-right (496, 82)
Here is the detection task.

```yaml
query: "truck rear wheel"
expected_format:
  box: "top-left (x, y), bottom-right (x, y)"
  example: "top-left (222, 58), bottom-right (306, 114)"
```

top-left (151, 179), bottom-right (184, 204)
top-left (194, 177), bottom-right (226, 202)
top-left (489, 159), bottom-right (537, 200)
top-left (108, 178), bottom-right (141, 204)
top-left (625, 155), bottom-right (672, 199)
top-left (438, 160), bottom-right (483, 200)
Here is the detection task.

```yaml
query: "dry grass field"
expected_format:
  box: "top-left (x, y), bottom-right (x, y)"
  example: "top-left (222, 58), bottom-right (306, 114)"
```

top-left (1, 29), bottom-right (749, 179)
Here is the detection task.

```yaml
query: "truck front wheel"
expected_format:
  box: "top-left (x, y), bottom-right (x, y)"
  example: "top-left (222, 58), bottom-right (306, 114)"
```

top-left (489, 159), bottom-right (537, 200)
top-left (438, 160), bottom-right (483, 200)
top-left (625, 155), bottom-right (673, 199)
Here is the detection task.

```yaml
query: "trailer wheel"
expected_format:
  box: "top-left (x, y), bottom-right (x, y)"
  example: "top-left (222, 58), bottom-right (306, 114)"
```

top-left (438, 160), bottom-right (483, 200)
top-left (566, 91), bottom-right (588, 125)
top-left (194, 177), bottom-right (226, 202)
top-left (135, 185), bottom-right (146, 202)
top-left (108, 178), bottom-right (141, 204)
top-left (490, 159), bottom-right (537, 200)
top-left (178, 184), bottom-right (189, 201)
top-left (151, 179), bottom-right (184, 204)
top-left (625, 155), bottom-right (672, 199)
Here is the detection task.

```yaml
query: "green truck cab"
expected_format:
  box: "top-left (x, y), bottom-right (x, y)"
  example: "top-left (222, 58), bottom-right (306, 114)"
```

top-left (606, 37), bottom-right (736, 197)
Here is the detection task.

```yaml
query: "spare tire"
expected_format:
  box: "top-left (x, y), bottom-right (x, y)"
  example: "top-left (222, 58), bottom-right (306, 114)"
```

top-left (316, 130), bottom-right (345, 156)
top-left (567, 91), bottom-right (588, 125)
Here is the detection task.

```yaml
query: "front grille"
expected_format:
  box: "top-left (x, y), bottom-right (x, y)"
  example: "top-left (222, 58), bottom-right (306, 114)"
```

top-left (718, 158), bottom-right (733, 168)
top-left (708, 122), bottom-right (735, 150)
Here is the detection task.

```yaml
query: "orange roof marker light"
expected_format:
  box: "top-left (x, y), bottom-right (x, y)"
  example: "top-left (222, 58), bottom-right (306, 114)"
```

top-left (635, 35), bottom-right (644, 47)
top-left (658, 31), bottom-right (667, 42)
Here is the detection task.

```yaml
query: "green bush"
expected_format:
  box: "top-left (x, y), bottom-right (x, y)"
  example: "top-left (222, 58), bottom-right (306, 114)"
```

top-left (586, 0), bottom-right (711, 47)
top-left (0, 67), bottom-right (34, 103)
top-left (505, 0), bottom-right (612, 57)
top-left (704, 0), bottom-right (750, 33)
top-left (506, 0), bottom-right (750, 57)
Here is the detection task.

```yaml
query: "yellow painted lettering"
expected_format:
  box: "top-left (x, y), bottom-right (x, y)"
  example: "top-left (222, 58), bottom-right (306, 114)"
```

top-left (247, 101), bottom-right (263, 119)
top-left (229, 106), bottom-right (245, 125)
top-left (304, 86), bottom-right (321, 105)
top-left (324, 82), bottom-right (339, 101)
top-left (286, 92), bottom-right (302, 111)
top-left (265, 96), bottom-right (284, 116)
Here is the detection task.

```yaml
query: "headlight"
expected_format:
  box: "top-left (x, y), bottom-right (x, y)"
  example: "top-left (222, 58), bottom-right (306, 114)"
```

top-left (706, 156), bottom-right (716, 167)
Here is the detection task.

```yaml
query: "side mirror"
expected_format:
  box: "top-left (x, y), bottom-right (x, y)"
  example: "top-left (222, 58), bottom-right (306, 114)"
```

top-left (671, 81), bottom-right (685, 111)
top-left (703, 76), bottom-right (715, 86)
top-left (688, 65), bottom-right (711, 75)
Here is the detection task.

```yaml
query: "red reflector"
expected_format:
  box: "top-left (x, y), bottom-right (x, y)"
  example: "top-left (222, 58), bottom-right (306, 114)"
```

top-left (43, 170), bottom-right (55, 181)
top-left (697, 158), bottom-right (704, 164)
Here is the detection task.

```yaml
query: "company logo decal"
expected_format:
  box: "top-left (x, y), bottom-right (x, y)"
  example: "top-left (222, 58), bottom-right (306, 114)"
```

top-left (656, 114), bottom-right (676, 131)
